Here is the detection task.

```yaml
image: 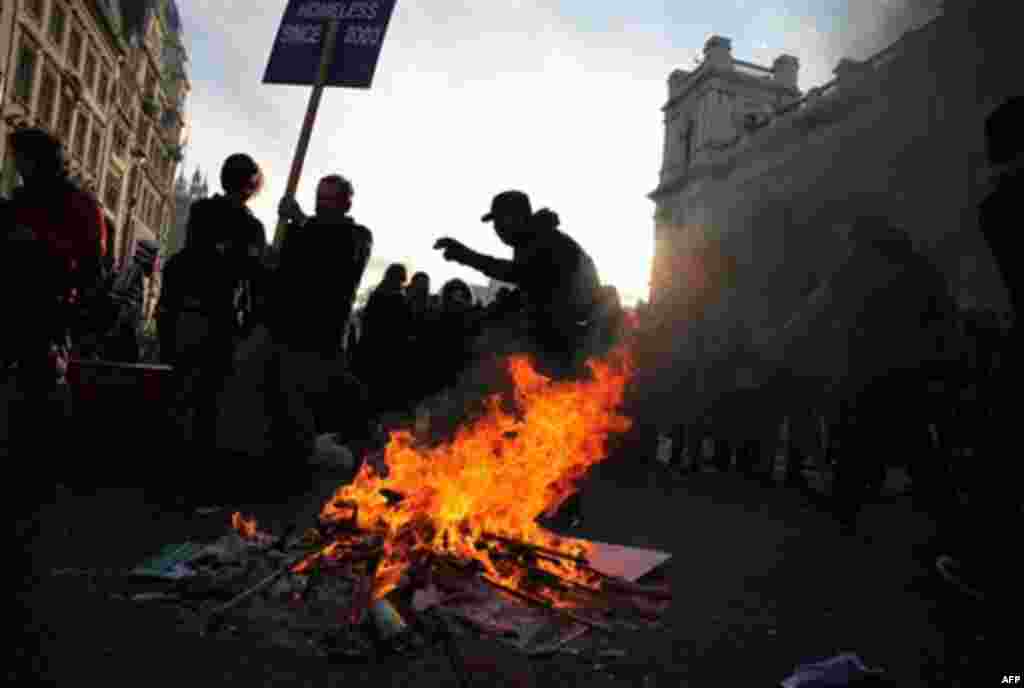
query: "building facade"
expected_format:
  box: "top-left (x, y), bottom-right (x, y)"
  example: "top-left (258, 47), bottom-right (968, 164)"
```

top-left (1, 0), bottom-right (190, 276)
top-left (648, 3), bottom-right (1012, 360)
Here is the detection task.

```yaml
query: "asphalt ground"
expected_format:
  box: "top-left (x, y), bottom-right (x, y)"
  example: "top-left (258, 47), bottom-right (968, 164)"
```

top-left (12, 448), bottom-right (996, 688)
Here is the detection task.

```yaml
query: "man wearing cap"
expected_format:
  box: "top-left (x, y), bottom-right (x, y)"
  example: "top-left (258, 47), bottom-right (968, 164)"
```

top-left (434, 190), bottom-right (601, 379)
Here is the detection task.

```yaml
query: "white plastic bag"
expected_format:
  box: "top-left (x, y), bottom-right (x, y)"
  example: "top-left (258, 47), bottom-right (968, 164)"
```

top-left (779, 653), bottom-right (884, 688)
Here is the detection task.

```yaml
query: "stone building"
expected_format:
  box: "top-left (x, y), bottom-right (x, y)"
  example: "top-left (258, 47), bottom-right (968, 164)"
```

top-left (648, 3), bottom-right (1014, 365)
top-left (0, 0), bottom-right (190, 275)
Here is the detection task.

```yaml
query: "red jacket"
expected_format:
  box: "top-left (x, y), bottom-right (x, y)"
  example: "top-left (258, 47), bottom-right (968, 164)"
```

top-left (10, 182), bottom-right (107, 297)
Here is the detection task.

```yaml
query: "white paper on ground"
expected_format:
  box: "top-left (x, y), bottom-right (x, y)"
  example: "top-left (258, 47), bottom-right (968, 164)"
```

top-left (585, 540), bottom-right (672, 582)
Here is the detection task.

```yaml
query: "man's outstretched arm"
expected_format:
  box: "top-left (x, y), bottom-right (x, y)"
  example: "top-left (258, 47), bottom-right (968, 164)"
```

top-left (434, 237), bottom-right (521, 284)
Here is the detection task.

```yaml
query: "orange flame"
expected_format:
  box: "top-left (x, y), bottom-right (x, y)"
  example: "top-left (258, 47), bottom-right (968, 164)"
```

top-left (317, 347), bottom-right (634, 602)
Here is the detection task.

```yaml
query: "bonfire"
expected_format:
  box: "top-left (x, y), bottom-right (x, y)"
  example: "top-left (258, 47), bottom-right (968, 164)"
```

top-left (117, 346), bottom-right (669, 665)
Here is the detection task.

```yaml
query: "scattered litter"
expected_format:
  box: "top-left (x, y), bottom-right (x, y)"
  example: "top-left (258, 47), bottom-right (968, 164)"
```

top-left (51, 567), bottom-right (95, 577)
top-left (131, 592), bottom-right (182, 603)
top-left (779, 653), bottom-right (884, 688)
top-left (130, 542), bottom-right (207, 579)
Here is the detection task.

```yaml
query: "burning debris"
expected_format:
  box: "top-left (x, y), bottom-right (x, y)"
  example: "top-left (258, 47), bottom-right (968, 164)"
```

top-left (116, 349), bottom-right (670, 664)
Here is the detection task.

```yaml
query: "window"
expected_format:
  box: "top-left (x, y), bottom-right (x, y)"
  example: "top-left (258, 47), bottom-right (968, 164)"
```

top-left (683, 120), bottom-right (695, 168)
top-left (145, 70), bottom-right (157, 102)
top-left (151, 196), bottom-right (162, 230)
top-left (57, 93), bottom-right (74, 144)
top-left (48, 2), bottom-right (66, 47)
top-left (128, 166), bottom-right (139, 201)
top-left (25, 0), bottom-right (44, 23)
top-left (97, 70), bottom-right (110, 110)
top-left (84, 51), bottom-right (98, 96)
top-left (113, 125), bottom-right (128, 159)
top-left (137, 116), bottom-right (148, 149)
top-left (104, 169), bottom-right (123, 214)
top-left (89, 127), bottom-right (103, 176)
top-left (120, 81), bottom-right (133, 113)
top-left (68, 26), bottom-right (83, 70)
top-left (13, 38), bottom-right (39, 104)
top-left (36, 67), bottom-right (59, 129)
top-left (74, 111), bottom-right (89, 161)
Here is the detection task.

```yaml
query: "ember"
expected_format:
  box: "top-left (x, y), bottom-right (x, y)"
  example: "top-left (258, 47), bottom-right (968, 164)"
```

top-left (238, 348), bottom-right (634, 604)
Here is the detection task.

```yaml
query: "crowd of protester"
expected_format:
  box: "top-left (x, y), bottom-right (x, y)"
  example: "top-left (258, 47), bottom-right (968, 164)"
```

top-left (4, 98), bottom-right (1021, 613)
top-left (2, 131), bottom-right (625, 512)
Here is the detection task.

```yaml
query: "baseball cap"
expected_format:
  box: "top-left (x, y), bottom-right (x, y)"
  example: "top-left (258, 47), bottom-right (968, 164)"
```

top-left (481, 190), bottom-right (532, 222)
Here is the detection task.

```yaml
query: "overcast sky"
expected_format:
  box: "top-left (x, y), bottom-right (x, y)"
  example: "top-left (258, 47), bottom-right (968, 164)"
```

top-left (175, 0), bottom-right (940, 306)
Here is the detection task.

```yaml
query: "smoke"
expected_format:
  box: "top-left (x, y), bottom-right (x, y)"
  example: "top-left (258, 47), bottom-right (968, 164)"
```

top-left (824, 0), bottom-right (943, 67)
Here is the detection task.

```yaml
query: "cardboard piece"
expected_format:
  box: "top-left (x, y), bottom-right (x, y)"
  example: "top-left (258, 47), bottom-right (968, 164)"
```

top-left (586, 540), bottom-right (672, 582)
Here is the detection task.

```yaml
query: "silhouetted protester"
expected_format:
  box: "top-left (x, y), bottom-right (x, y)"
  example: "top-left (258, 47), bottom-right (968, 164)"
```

top-left (267, 174), bottom-right (375, 483)
top-left (3, 128), bottom-right (107, 464)
top-left (935, 98), bottom-right (1024, 606)
top-left (356, 263), bottom-right (413, 417)
top-left (424, 278), bottom-right (485, 397)
top-left (777, 274), bottom-right (828, 488)
top-left (772, 215), bottom-right (958, 536)
top-left (158, 153), bottom-right (266, 510)
top-left (103, 239), bottom-right (159, 363)
top-left (434, 193), bottom-right (601, 380)
top-left (405, 270), bottom-right (437, 399)
top-left (589, 285), bottom-right (626, 357)
top-left (484, 285), bottom-right (525, 324)
top-left (407, 271), bottom-right (432, 330)
top-left (717, 320), bottom-right (778, 483)
top-left (437, 197), bottom-right (603, 530)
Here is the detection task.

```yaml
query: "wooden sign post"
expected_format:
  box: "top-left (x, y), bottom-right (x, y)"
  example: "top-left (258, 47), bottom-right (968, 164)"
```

top-left (273, 19), bottom-right (340, 251)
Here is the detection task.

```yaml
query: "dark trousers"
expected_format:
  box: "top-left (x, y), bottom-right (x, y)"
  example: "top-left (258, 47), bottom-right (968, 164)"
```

top-left (167, 312), bottom-right (233, 501)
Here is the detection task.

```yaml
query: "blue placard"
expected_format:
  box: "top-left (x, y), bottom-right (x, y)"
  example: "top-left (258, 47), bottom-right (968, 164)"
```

top-left (263, 0), bottom-right (397, 88)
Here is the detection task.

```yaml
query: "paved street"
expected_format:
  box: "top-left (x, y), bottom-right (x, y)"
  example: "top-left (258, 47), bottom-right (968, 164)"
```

top-left (15, 450), bottom-right (969, 687)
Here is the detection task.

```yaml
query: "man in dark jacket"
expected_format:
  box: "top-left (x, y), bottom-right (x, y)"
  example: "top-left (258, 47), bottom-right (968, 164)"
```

top-left (935, 97), bottom-right (1024, 609)
top-left (434, 192), bottom-right (601, 379)
top-left (4, 128), bottom-right (106, 464)
top-left (356, 263), bottom-right (413, 417)
top-left (272, 175), bottom-right (379, 481)
top-left (157, 153), bottom-right (267, 510)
